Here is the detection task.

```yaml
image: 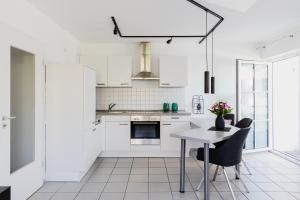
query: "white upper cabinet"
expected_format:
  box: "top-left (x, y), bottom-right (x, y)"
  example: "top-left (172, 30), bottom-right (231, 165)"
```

top-left (159, 56), bottom-right (188, 87)
top-left (108, 56), bottom-right (132, 87)
top-left (80, 55), bottom-right (108, 87)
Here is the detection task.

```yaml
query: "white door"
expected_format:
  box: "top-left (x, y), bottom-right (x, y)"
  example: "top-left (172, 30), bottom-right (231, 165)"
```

top-left (0, 27), bottom-right (44, 200)
top-left (108, 56), bottom-right (132, 87)
top-left (83, 67), bottom-right (97, 167)
top-left (237, 60), bottom-right (272, 151)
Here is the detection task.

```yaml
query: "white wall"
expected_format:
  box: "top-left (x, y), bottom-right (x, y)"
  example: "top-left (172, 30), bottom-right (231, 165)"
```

top-left (0, 0), bottom-right (80, 199)
top-left (81, 42), bottom-right (259, 117)
top-left (0, 0), bottom-right (80, 64)
top-left (273, 56), bottom-right (300, 152)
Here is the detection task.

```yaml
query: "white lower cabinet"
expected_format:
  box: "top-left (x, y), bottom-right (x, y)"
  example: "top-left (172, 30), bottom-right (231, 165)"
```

top-left (95, 116), bottom-right (106, 155)
top-left (106, 121), bottom-right (130, 151)
top-left (161, 121), bottom-right (190, 153)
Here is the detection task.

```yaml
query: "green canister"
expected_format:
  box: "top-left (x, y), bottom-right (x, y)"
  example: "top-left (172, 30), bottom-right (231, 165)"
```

top-left (172, 103), bottom-right (178, 112)
top-left (163, 103), bottom-right (170, 112)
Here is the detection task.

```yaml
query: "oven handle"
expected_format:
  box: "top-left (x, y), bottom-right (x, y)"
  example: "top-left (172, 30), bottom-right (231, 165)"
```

top-left (132, 121), bottom-right (159, 125)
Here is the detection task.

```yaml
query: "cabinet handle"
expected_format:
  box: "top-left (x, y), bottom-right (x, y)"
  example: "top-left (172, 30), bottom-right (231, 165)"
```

top-left (120, 83), bottom-right (129, 86)
top-left (119, 123), bottom-right (128, 125)
top-left (171, 117), bottom-right (180, 119)
top-left (161, 83), bottom-right (170, 86)
top-left (162, 123), bottom-right (172, 126)
top-left (97, 83), bottom-right (106, 86)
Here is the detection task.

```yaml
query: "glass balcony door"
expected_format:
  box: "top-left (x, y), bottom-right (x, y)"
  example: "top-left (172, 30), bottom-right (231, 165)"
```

top-left (237, 60), bottom-right (271, 151)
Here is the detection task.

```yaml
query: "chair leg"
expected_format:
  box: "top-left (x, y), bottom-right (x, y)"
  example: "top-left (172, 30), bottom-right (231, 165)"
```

top-left (222, 167), bottom-right (236, 200)
top-left (242, 159), bottom-right (252, 175)
top-left (212, 165), bottom-right (219, 181)
top-left (233, 167), bottom-right (250, 193)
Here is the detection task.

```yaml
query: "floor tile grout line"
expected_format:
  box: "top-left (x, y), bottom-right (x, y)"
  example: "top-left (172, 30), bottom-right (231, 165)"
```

top-left (96, 158), bottom-right (118, 200)
top-left (164, 157), bottom-right (174, 199)
top-left (123, 157), bottom-right (133, 200)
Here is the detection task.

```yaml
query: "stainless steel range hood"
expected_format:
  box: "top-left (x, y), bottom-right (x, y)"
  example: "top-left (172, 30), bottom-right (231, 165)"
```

top-left (132, 42), bottom-right (159, 80)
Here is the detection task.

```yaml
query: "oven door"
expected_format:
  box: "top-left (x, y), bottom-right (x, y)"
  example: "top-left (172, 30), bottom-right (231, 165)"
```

top-left (131, 121), bottom-right (160, 145)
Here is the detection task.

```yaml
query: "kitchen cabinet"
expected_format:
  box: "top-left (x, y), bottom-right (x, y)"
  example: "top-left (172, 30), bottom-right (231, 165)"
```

top-left (159, 56), bottom-right (188, 87)
top-left (80, 55), bottom-right (108, 87)
top-left (46, 64), bottom-right (98, 181)
top-left (96, 116), bottom-right (106, 154)
top-left (106, 116), bottom-right (130, 151)
top-left (108, 56), bottom-right (132, 87)
top-left (161, 120), bottom-right (190, 152)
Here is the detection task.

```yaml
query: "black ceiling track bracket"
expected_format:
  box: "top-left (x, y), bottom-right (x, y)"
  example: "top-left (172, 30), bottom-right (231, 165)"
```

top-left (111, 0), bottom-right (224, 44)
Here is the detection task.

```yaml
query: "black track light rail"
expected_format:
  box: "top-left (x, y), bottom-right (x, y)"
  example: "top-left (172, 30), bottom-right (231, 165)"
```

top-left (111, 0), bottom-right (224, 43)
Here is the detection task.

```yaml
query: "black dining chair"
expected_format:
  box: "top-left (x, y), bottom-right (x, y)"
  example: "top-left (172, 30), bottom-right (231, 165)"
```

top-left (235, 118), bottom-right (252, 129)
top-left (196, 128), bottom-right (251, 200)
top-left (212, 117), bottom-right (253, 181)
top-left (234, 118), bottom-right (253, 175)
top-left (223, 113), bottom-right (235, 126)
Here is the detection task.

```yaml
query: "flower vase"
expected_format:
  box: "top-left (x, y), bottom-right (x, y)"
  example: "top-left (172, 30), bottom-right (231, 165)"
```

top-left (215, 115), bottom-right (225, 130)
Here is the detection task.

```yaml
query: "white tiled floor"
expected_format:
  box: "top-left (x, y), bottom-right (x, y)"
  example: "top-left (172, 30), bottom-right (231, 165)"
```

top-left (29, 152), bottom-right (300, 200)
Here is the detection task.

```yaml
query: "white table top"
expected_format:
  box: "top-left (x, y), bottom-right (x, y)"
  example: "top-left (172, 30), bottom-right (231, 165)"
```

top-left (170, 117), bottom-right (240, 144)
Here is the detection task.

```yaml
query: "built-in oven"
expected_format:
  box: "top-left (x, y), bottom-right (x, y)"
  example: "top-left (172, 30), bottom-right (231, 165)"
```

top-left (131, 115), bottom-right (160, 145)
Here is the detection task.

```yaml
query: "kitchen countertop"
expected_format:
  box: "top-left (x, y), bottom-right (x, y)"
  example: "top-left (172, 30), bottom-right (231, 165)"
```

top-left (96, 110), bottom-right (191, 116)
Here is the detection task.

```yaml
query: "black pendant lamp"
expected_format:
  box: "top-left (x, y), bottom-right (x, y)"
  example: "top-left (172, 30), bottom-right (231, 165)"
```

top-left (204, 11), bottom-right (210, 94)
top-left (211, 32), bottom-right (215, 94)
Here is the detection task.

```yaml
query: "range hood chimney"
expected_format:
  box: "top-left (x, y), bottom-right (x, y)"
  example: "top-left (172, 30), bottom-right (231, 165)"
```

top-left (132, 42), bottom-right (159, 80)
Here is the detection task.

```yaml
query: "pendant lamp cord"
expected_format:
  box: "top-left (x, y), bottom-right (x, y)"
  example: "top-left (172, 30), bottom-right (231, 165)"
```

top-left (205, 11), bottom-right (208, 71)
top-left (212, 31), bottom-right (214, 76)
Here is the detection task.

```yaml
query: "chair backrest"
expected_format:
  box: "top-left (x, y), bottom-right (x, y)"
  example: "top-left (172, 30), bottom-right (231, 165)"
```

top-left (224, 114), bottom-right (235, 126)
top-left (235, 118), bottom-right (253, 128)
top-left (215, 128), bottom-right (250, 166)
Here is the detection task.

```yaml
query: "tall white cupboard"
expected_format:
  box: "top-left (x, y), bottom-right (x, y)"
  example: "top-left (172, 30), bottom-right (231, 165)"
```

top-left (45, 64), bottom-right (99, 181)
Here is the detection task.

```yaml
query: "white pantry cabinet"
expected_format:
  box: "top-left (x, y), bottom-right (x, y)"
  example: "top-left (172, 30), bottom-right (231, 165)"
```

top-left (161, 116), bottom-right (190, 153)
top-left (46, 64), bottom-right (99, 181)
top-left (80, 55), bottom-right (108, 87)
top-left (108, 56), bottom-right (132, 87)
top-left (159, 56), bottom-right (188, 87)
top-left (105, 116), bottom-right (130, 152)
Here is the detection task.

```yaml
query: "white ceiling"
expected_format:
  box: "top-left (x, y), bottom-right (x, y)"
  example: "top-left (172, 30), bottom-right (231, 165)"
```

top-left (28, 0), bottom-right (300, 46)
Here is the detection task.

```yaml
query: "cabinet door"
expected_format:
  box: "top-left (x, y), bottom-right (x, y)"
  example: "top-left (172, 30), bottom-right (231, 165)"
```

top-left (106, 121), bottom-right (130, 151)
top-left (108, 56), bottom-right (132, 87)
top-left (97, 117), bottom-right (106, 154)
top-left (80, 55), bottom-right (108, 87)
top-left (161, 122), bottom-right (190, 152)
top-left (159, 56), bottom-right (188, 87)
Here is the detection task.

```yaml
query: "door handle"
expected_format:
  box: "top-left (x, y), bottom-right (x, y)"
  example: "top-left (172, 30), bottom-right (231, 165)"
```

top-left (119, 123), bottom-right (128, 125)
top-left (2, 116), bottom-right (16, 121)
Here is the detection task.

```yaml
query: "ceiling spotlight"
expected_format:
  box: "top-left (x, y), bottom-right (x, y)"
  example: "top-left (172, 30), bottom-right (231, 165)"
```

top-left (113, 27), bottom-right (118, 35)
top-left (166, 37), bottom-right (172, 44)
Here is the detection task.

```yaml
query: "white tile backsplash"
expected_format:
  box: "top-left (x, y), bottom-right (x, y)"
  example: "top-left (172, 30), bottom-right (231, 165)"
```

top-left (97, 87), bottom-right (186, 111)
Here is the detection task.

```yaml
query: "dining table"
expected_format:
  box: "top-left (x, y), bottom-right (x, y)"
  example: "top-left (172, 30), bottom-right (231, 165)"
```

top-left (170, 117), bottom-right (240, 200)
